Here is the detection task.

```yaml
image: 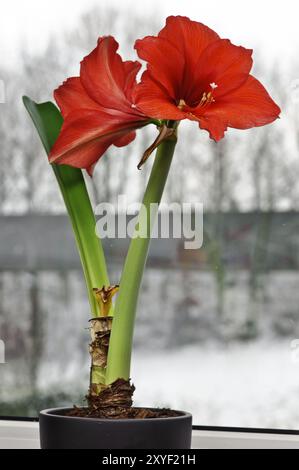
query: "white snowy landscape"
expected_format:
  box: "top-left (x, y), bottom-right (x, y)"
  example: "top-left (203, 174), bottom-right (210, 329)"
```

top-left (1, 269), bottom-right (299, 429)
top-left (133, 341), bottom-right (299, 429)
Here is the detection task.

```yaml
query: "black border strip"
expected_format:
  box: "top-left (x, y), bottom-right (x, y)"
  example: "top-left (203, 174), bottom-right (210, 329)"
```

top-left (0, 416), bottom-right (38, 422)
top-left (193, 425), bottom-right (299, 436)
top-left (0, 417), bottom-right (298, 435)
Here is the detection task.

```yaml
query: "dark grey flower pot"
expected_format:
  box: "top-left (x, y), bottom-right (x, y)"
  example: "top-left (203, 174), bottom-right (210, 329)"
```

top-left (39, 407), bottom-right (192, 449)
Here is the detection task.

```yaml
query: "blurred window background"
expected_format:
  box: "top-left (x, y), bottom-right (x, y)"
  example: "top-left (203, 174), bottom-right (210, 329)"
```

top-left (1, 0), bottom-right (299, 429)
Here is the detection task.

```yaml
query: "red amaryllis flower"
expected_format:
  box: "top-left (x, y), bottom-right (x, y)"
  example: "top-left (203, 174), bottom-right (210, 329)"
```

top-left (134, 16), bottom-right (281, 142)
top-left (49, 36), bottom-right (149, 175)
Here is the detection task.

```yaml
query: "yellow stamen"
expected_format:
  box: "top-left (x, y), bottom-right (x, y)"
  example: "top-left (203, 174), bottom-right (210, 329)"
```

top-left (177, 92), bottom-right (215, 112)
top-left (199, 92), bottom-right (215, 108)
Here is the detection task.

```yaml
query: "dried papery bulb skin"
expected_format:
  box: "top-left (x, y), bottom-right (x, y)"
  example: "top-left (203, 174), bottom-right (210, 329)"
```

top-left (88, 285), bottom-right (120, 396)
top-left (88, 316), bottom-right (136, 416)
top-left (87, 379), bottom-right (136, 418)
top-left (89, 317), bottom-right (113, 366)
top-left (89, 316), bottom-right (113, 396)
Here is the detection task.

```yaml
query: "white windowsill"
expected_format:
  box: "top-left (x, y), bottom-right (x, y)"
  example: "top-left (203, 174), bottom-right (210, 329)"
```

top-left (0, 420), bottom-right (298, 449)
top-left (0, 421), bottom-right (40, 449)
top-left (192, 429), bottom-right (299, 449)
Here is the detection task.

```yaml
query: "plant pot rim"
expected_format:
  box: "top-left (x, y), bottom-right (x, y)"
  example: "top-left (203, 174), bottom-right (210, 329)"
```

top-left (40, 407), bottom-right (192, 423)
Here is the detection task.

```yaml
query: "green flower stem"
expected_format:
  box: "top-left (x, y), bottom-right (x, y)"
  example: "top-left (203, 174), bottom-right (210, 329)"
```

top-left (23, 97), bottom-right (109, 318)
top-left (106, 134), bottom-right (177, 384)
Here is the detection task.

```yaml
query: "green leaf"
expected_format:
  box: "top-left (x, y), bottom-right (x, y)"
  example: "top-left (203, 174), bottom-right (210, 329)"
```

top-left (23, 96), bottom-right (109, 317)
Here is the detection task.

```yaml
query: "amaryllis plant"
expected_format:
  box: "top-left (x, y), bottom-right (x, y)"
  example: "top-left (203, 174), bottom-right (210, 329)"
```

top-left (24, 16), bottom-right (280, 417)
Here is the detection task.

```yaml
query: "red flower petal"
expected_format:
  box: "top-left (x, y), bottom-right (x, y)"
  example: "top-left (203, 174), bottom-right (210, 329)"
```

top-left (114, 131), bottom-right (136, 148)
top-left (135, 36), bottom-right (184, 99)
top-left (187, 39), bottom-right (253, 104)
top-left (135, 16), bottom-right (220, 103)
top-left (159, 16), bottom-right (219, 66)
top-left (123, 61), bottom-right (143, 104)
top-left (80, 36), bottom-right (142, 115)
top-left (134, 71), bottom-right (185, 120)
top-left (51, 35), bottom-right (149, 173)
top-left (54, 77), bottom-right (98, 118)
top-left (49, 109), bottom-right (146, 172)
top-left (194, 75), bottom-right (281, 141)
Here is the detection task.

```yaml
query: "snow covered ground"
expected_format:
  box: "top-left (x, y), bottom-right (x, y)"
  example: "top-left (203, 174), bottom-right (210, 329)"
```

top-left (1, 338), bottom-right (299, 430)
top-left (1, 269), bottom-right (299, 430)
top-left (132, 341), bottom-right (299, 429)
top-left (30, 339), bottom-right (299, 430)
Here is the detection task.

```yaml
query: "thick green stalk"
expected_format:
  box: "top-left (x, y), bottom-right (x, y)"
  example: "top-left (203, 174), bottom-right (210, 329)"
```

top-left (106, 136), bottom-right (177, 384)
top-left (23, 97), bottom-right (109, 317)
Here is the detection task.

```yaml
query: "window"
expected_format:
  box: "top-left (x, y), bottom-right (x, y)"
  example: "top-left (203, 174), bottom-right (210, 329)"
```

top-left (0, 0), bottom-right (298, 431)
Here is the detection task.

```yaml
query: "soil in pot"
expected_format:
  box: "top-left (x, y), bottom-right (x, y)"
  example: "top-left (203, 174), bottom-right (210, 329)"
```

top-left (67, 406), bottom-right (182, 419)
top-left (67, 379), bottom-right (182, 419)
